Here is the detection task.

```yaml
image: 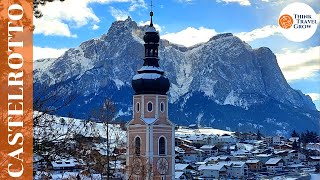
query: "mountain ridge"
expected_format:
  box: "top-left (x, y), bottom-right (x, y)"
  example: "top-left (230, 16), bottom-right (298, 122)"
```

top-left (34, 17), bottom-right (319, 135)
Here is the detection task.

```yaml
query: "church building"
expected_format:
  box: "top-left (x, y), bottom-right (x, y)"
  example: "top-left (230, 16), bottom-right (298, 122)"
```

top-left (126, 8), bottom-right (175, 180)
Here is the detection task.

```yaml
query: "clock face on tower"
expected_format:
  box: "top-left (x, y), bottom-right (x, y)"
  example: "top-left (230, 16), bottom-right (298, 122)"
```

top-left (132, 158), bottom-right (142, 175)
top-left (156, 157), bottom-right (169, 175)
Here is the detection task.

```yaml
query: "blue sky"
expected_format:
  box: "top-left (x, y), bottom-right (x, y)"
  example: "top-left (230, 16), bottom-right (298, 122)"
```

top-left (33, 0), bottom-right (320, 110)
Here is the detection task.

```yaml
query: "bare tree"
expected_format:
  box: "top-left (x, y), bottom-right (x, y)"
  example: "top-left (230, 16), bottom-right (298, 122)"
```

top-left (33, 0), bottom-right (66, 18)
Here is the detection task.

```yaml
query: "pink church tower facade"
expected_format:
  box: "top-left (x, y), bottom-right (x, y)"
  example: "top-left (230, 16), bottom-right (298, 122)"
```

top-left (126, 9), bottom-right (175, 180)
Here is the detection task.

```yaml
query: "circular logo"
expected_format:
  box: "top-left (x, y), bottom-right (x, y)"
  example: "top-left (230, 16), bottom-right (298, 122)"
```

top-left (279, 14), bottom-right (293, 29)
top-left (279, 2), bottom-right (318, 42)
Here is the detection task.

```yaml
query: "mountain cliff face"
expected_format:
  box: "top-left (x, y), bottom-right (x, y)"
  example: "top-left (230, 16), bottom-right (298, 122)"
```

top-left (34, 17), bottom-right (319, 135)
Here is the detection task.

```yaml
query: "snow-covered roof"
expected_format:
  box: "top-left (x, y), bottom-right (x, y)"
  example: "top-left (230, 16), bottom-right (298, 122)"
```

top-left (245, 159), bottom-right (260, 164)
top-left (289, 137), bottom-right (299, 142)
top-left (51, 160), bottom-right (76, 168)
top-left (204, 156), bottom-right (230, 162)
top-left (309, 156), bottom-right (320, 160)
top-left (175, 146), bottom-right (185, 153)
top-left (175, 163), bottom-right (189, 171)
top-left (138, 66), bottom-right (164, 72)
top-left (256, 154), bottom-right (272, 158)
top-left (198, 163), bottom-right (226, 171)
top-left (146, 26), bottom-right (157, 32)
top-left (231, 149), bottom-right (251, 156)
top-left (175, 171), bottom-right (184, 178)
top-left (132, 73), bottom-right (161, 80)
top-left (265, 158), bottom-right (283, 165)
top-left (200, 145), bottom-right (216, 149)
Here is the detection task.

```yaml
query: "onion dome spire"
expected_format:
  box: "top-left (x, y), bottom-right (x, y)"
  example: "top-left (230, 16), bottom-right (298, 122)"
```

top-left (132, 2), bottom-right (170, 95)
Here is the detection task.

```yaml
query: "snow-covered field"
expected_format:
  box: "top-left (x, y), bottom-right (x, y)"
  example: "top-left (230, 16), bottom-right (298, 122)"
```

top-left (176, 127), bottom-right (233, 136)
top-left (311, 173), bottom-right (320, 180)
top-left (34, 111), bottom-right (127, 147)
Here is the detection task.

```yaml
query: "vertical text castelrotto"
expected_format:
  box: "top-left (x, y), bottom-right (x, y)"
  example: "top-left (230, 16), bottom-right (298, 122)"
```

top-left (0, 0), bottom-right (33, 179)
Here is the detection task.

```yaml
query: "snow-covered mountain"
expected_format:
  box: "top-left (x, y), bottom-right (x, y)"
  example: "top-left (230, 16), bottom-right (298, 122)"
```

top-left (34, 17), bottom-right (319, 136)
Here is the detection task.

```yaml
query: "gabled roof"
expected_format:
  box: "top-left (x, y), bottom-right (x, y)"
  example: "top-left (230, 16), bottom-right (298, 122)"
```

top-left (265, 158), bottom-right (283, 165)
top-left (200, 145), bottom-right (217, 150)
top-left (245, 159), bottom-right (260, 164)
top-left (198, 163), bottom-right (226, 171)
top-left (309, 156), bottom-right (320, 160)
top-left (175, 171), bottom-right (185, 178)
top-left (175, 163), bottom-right (189, 171)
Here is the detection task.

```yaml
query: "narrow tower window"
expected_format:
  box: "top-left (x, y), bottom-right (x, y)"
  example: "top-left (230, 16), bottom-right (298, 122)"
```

top-left (147, 102), bottom-right (153, 112)
top-left (135, 137), bottom-right (141, 156)
top-left (136, 102), bottom-right (140, 112)
top-left (159, 137), bottom-right (166, 155)
top-left (160, 102), bottom-right (165, 112)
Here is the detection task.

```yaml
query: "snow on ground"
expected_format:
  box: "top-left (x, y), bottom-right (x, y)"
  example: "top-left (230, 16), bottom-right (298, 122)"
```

top-left (176, 127), bottom-right (233, 136)
top-left (311, 174), bottom-right (320, 180)
top-left (34, 111), bottom-right (126, 147)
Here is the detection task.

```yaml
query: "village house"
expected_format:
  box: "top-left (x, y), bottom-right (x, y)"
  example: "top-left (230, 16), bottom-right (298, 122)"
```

top-left (306, 143), bottom-right (320, 151)
top-left (272, 136), bottom-right (281, 145)
top-left (176, 137), bottom-right (192, 146)
top-left (200, 145), bottom-right (219, 158)
top-left (225, 161), bottom-right (248, 178)
top-left (218, 135), bottom-right (237, 144)
top-left (287, 150), bottom-right (306, 164)
top-left (50, 159), bottom-right (81, 174)
top-left (255, 154), bottom-right (273, 164)
top-left (179, 144), bottom-right (203, 163)
top-left (175, 172), bottom-right (187, 180)
top-left (204, 156), bottom-right (231, 164)
top-left (265, 158), bottom-right (285, 172)
top-left (245, 159), bottom-right (263, 172)
top-left (198, 163), bottom-right (227, 179)
top-left (307, 156), bottom-right (320, 166)
top-left (207, 135), bottom-right (219, 145)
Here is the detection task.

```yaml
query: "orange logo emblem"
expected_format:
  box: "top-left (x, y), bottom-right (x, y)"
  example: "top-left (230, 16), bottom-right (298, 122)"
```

top-left (279, 14), bottom-right (293, 29)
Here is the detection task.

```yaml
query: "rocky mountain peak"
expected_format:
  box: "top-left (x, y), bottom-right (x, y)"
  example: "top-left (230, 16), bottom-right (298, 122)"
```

top-left (33, 19), bottom-right (319, 135)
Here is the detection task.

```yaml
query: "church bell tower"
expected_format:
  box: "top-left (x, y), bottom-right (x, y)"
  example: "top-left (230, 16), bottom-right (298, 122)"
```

top-left (126, 5), bottom-right (175, 180)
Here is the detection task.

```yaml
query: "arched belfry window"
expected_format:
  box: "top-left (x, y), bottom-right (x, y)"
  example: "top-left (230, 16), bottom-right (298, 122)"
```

top-left (135, 137), bottom-right (141, 156)
top-left (159, 137), bottom-right (166, 155)
top-left (147, 102), bottom-right (153, 112)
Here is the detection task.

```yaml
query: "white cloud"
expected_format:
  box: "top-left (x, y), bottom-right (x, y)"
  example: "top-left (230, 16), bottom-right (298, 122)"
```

top-left (109, 7), bottom-right (130, 21)
top-left (162, 27), bottom-right (218, 47)
top-left (306, 93), bottom-right (320, 101)
top-left (33, 46), bottom-right (68, 60)
top-left (260, 0), bottom-right (317, 5)
top-left (235, 25), bottom-right (281, 42)
top-left (217, 0), bottom-right (251, 6)
top-left (92, 24), bottom-right (100, 30)
top-left (161, 25), bottom-right (281, 47)
top-left (128, 0), bottom-right (147, 11)
top-left (34, 0), bottom-right (145, 37)
top-left (34, 18), bottom-right (77, 37)
top-left (276, 46), bottom-right (320, 81)
top-left (138, 20), bottom-right (163, 32)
